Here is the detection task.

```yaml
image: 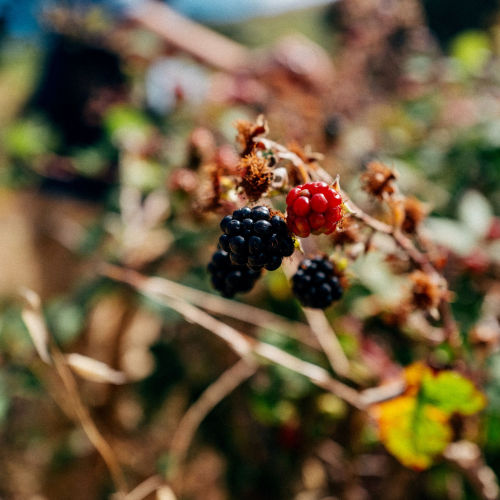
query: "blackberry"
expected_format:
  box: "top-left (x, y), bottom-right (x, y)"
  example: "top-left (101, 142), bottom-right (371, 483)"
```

top-left (218, 206), bottom-right (295, 271)
top-left (292, 257), bottom-right (343, 309)
top-left (208, 250), bottom-right (262, 297)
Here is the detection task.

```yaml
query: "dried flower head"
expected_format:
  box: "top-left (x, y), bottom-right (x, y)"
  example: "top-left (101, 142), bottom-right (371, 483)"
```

top-left (331, 217), bottom-right (362, 246)
top-left (409, 270), bottom-right (448, 311)
top-left (402, 196), bottom-right (428, 234)
top-left (287, 141), bottom-right (323, 165)
top-left (238, 152), bottom-right (272, 201)
top-left (235, 116), bottom-right (268, 156)
top-left (361, 161), bottom-right (398, 200)
top-left (195, 163), bottom-right (222, 212)
top-left (186, 127), bottom-right (216, 169)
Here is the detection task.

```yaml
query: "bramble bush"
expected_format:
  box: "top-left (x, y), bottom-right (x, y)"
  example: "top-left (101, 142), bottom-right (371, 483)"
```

top-left (0, 1), bottom-right (500, 499)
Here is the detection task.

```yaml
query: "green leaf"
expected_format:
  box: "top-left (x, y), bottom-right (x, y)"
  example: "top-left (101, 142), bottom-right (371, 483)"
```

top-left (372, 363), bottom-right (486, 470)
top-left (422, 370), bottom-right (486, 416)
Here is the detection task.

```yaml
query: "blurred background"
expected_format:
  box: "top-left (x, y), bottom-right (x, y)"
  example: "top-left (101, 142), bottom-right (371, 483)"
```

top-left (0, 0), bottom-right (500, 499)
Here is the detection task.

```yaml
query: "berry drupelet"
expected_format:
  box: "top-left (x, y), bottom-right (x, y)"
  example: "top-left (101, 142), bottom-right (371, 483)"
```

top-left (208, 249), bottom-right (262, 297)
top-left (218, 206), bottom-right (295, 271)
top-left (286, 182), bottom-right (343, 237)
top-left (292, 257), bottom-right (343, 309)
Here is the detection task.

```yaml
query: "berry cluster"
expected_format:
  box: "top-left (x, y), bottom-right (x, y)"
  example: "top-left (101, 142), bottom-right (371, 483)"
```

top-left (286, 182), bottom-right (343, 237)
top-left (208, 206), bottom-right (295, 297)
top-left (208, 250), bottom-right (262, 297)
top-left (292, 257), bottom-right (343, 309)
top-left (218, 206), bottom-right (295, 271)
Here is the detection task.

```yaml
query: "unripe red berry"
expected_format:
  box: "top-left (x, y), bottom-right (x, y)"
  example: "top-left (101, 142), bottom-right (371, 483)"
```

top-left (310, 193), bottom-right (328, 212)
top-left (293, 196), bottom-right (310, 216)
top-left (309, 213), bottom-right (325, 230)
top-left (286, 182), bottom-right (343, 236)
top-left (294, 217), bottom-right (311, 237)
top-left (286, 187), bottom-right (301, 206)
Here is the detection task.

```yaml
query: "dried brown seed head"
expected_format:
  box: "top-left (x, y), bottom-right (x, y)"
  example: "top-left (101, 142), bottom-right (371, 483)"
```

top-left (409, 270), bottom-right (448, 311)
top-left (402, 196), bottom-right (428, 234)
top-left (331, 217), bottom-right (362, 246)
top-left (235, 115), bottom-right (268, 156)
top-left (361, 161), bottom-right (398, 200)
top-left (187, 127), bottom-right (216, 169)
top-left (238, 152), bottom-right (272, 201)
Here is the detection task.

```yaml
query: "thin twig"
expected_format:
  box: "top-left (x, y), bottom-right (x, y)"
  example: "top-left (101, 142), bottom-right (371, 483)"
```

top-left (101, 264), bottom-right (319, 349)
top-left (122, 475), bottom-right (165, 500)
top-left (253, 341), bottom-right (361, 407)
top-left (280, 234), bottom-right (352, 379)
top-left (127, 0), bottom-right (251, 73)
top-left (170, 297), bottom-right (362, 407)
top-left (358, 380), bottom-right (406, 406)
top-left (302, 308), bottom-right (351, 377)
top-left (170, 359), bottom-right (257, 470)
top-left (439, 300), bottom-right (462, 349)
top-left (104, 268), bottom-right (364, 409)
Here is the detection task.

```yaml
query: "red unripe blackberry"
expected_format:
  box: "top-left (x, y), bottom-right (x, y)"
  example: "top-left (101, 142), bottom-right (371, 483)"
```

top-left (292, 257), bottom-right (343, 309)
top-left (286, 182), bottom-right (343, 237)
top-left (208, 249), bottom-right (262, 297)
top-left (217, 206), bottom-right (295, 272)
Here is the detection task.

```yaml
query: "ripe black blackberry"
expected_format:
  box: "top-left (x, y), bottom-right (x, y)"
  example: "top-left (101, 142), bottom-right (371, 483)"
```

top-left (208, 249), bottom-right (262, 297)
top-left (218, 206), bottom-right (295, 271)
top-left (292, 257), bottom-right (343, 309)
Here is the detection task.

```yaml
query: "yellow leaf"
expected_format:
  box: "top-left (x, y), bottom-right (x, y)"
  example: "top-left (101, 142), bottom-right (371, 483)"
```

top-left (371, 362), bottom-right (486, 469)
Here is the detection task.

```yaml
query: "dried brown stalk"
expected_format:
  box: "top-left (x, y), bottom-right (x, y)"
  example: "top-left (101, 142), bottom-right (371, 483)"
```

top-left (278, 212), bottom-right (352, 380)
top-left (127, 0), bottom-right (251, 73)
top-left (170, 359), bottom-right (257, 472)
top-left (122, 475), bottom-right (166, 500)
top-left (101, 263), bottom-right (319, 348)
top-left (302, 308), bottom-right (351, 378)
top-left (103, 266), bottom-right (364, 409)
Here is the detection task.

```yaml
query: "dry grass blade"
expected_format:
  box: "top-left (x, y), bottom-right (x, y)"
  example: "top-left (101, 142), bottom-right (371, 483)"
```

top-left (52, 348), bottom-right (129, 495)
top-left (19, 289), bottom-right (128, 496)
top-left (66, 353), bottom-right (128, 384)
top-left (162, 295), bottom-right (253, 357)
top-left (20, 288), bottom-right (52, 364)
top-left (358, 380), bottom-right (406, 406)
